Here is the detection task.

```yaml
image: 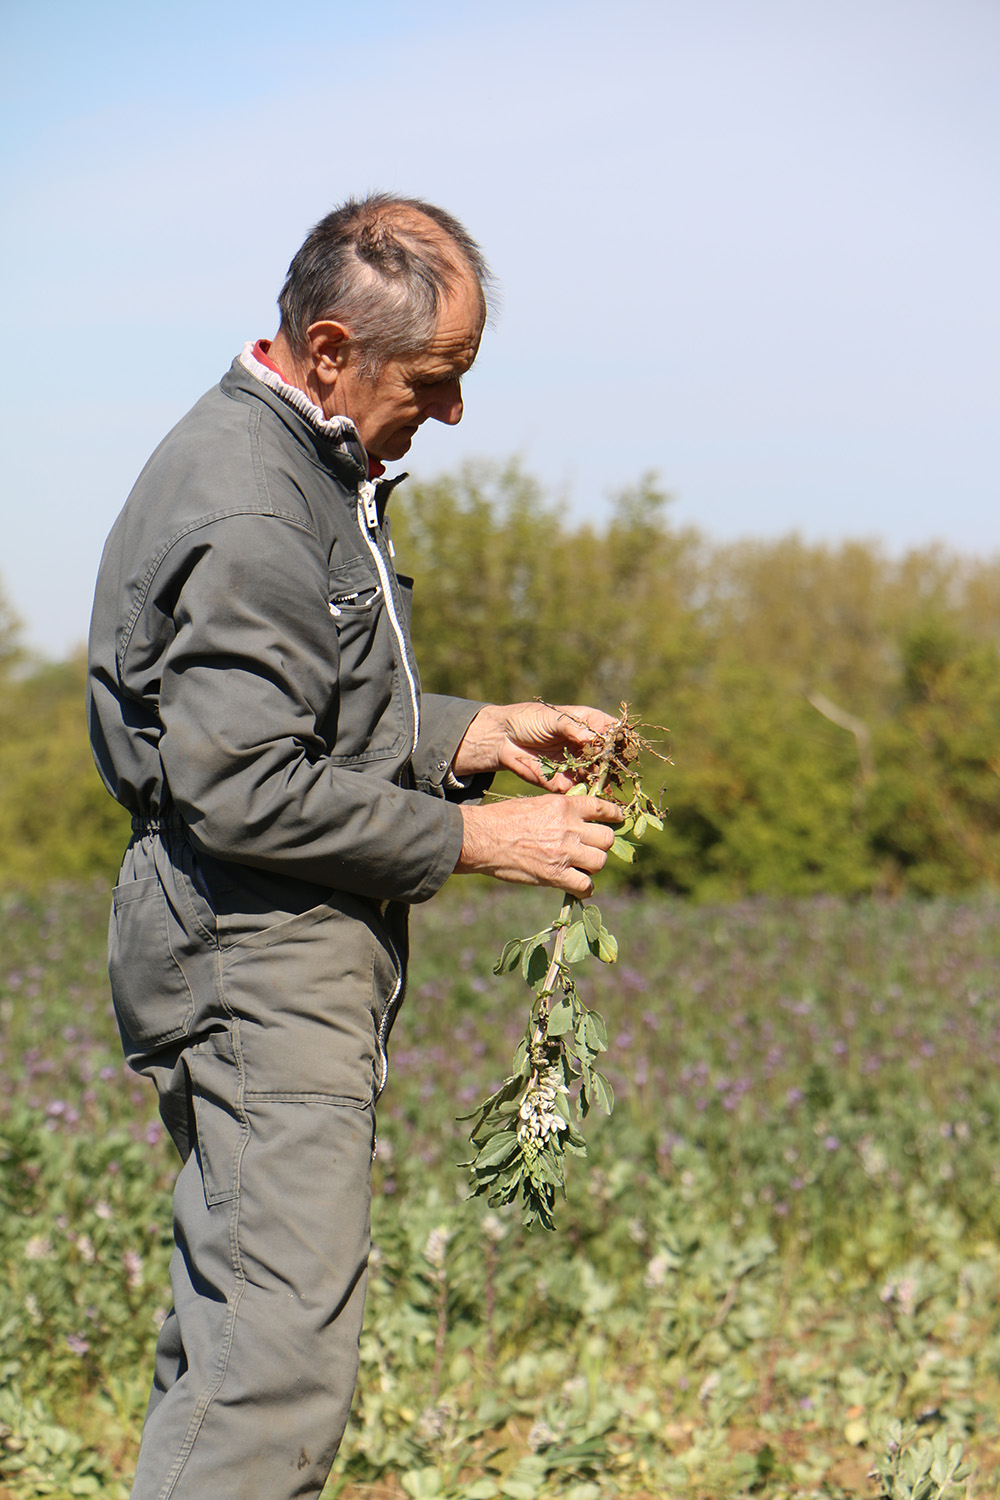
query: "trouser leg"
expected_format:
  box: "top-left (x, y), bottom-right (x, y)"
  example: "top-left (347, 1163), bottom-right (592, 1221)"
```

top-left (132, 1092), bottom-right (373, 1500)
top-left (110, 834), bottom-right (398, 1500)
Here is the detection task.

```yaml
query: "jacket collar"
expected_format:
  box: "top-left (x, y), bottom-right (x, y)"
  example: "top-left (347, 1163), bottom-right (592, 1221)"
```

top-left (234, 342), bottom-right (370, 480)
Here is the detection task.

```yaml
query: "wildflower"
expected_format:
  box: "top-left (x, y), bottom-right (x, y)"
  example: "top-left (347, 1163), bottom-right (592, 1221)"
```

top-left (375, 1135), bottom-right (395, 1167)
top-left (123, 1248), bottom-right (144, 1289)
top-left (527, 1420), bottom-right (558, 1452)
top-left (24, 1236), bottom-right (52, 1261)
top-left (76, 1234), bottom-right (95, 1263)
top-left (95, 1200), bottom-right (112, 1220)
top-left (481, 1212), bottom-right (507, 1244)
top-left (858, 1137), bottom-right (888, 1179)
top-left (644, 1252), bottom-right (674, 1290)
top-left (422, 1226), bottom-right (450, 1270)
top-left (66, 1334), bottom-right (90, 1355)
top-left (416, 1401), bottom-right (455, 1442)
top-left (880, 1277), bottom-right (918, 1317)
top-left (516, 1067), bottom-right (569, 1146)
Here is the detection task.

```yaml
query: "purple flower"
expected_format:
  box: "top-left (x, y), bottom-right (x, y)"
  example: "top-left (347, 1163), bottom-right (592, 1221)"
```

top-left (66, 1334), bottom-right (90, 1355)
top-left (122, 1249), bottom-right (144, 1289)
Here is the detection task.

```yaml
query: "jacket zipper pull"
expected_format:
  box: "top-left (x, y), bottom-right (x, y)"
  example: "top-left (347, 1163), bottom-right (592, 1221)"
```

top-left (360, 481), bottom-right (379, 531)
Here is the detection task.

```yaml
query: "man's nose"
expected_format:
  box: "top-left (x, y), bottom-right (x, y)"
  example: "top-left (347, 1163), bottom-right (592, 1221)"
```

top-left (424, 382), bottom-right (464, 426)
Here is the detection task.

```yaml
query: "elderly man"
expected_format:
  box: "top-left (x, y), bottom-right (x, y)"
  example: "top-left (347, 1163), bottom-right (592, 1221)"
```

top-left (88, 194), bottom-right (618, 1500)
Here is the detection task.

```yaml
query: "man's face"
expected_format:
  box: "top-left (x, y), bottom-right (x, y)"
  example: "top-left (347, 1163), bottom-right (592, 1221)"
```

top-left (334, 276), bottom-right (484, 462)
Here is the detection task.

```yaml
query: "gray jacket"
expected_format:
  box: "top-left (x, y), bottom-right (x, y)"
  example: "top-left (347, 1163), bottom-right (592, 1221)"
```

top-left (88, 350), bottom-right (487, 905)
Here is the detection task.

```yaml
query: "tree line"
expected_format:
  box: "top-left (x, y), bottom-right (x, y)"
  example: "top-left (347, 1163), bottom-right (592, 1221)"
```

top-left (2, 461), bottom-right (999, 897)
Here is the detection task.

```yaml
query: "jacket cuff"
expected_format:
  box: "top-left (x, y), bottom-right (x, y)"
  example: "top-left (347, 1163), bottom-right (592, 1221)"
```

top-left (413, 695), bottom-right (495, 804)
top-left (407, 797), bottom-right (468, 903)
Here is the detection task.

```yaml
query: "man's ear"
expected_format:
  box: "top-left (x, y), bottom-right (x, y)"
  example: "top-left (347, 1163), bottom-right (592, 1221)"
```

top-left (305, 321), bottom-right (352, 389)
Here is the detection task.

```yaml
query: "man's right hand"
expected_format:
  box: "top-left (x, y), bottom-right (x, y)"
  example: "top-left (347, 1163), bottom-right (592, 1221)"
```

top-left (455, 794), bottom-right (620, 897)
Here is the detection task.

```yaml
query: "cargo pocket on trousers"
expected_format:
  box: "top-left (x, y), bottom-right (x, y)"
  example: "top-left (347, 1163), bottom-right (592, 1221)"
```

top-left (186, 1032), bottom-right (246, 1207)
top-left (108, 877), bottom-right (195, 1048)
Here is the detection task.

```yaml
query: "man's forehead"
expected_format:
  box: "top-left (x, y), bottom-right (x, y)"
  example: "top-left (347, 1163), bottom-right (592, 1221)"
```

top-left (420, 279), bottom-right (483, 371)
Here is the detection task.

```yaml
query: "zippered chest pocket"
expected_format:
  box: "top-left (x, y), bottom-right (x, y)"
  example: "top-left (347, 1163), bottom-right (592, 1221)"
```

top-left (326, 556), bottom-right (407, 764)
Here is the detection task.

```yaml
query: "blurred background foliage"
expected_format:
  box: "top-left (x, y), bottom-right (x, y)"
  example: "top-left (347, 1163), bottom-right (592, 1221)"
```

top-left (2, 460), bottom-right (999, 899)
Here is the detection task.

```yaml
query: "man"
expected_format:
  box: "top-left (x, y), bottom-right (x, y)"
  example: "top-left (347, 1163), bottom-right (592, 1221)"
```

top-left (88, 194), bottom-right (619, 1500)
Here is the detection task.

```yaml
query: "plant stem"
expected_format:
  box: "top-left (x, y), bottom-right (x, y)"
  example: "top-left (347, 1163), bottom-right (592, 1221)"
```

top-left (539, 901), bottom-right (573, 1005)
top-left (526, 900), bottom-right (574, 1084)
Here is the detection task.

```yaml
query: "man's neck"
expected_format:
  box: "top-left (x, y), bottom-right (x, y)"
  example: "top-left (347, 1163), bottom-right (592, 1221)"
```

top-left (251, 336), bottom-right (386, 479)
top-left (261, 332), bottom-right (324, 409)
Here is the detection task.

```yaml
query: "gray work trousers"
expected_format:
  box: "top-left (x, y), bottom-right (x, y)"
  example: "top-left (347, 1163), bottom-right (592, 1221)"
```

top-left (109, 822), bottom-right (405, 1500)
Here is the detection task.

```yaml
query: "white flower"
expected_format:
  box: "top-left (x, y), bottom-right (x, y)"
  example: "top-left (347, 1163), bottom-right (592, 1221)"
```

top-left (516, 1068), bottom-right (570, 1145)
top-left (481, 1212), bottom-right (507, 1244)
top-left (643, 1252), bottom-right (673, 1290)
top-left (423, 1226), bottom-right (450, 1270)
top-left (527, 1420), bottom-right (558, 1452)
top-left (24, 1236), bottom-right (52, 1261)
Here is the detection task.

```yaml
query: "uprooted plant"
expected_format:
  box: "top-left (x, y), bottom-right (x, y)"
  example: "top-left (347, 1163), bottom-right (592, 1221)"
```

top-left (462, 705), bottom-right (667, 1229)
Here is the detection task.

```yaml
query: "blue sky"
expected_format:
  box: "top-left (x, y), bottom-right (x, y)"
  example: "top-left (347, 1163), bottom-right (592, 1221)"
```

top-left (2, 0), bottom-right (998, 656)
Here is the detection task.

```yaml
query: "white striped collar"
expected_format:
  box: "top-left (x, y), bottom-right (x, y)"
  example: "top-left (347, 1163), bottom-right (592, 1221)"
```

top-left (237, 341), bottom-right (362, 453)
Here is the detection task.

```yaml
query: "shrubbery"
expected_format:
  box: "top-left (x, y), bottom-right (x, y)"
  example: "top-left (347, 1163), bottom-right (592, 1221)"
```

top-left (2, 461), bottom-right (999, 898)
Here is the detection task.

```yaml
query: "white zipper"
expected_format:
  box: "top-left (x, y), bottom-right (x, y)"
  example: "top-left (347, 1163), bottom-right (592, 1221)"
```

top-left (357, 480), bottom-right (420, 750)
top-left (375, 900), bottom-right (404, 1095)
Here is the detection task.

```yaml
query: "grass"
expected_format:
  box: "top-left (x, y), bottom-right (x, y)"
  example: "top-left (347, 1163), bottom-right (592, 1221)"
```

top-left (2, 879), bottom-right (1000, 1497)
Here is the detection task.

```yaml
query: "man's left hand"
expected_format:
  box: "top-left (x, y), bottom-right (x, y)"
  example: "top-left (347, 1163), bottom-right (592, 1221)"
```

top-left (453, 702), bottom-right (617, 791)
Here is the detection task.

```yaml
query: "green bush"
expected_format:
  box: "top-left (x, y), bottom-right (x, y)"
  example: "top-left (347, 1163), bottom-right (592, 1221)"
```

top-left (3, 468), bottom-right (1000, 899)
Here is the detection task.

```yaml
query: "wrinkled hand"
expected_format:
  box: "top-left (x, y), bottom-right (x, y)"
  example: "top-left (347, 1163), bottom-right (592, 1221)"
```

top-left (453, 702), bottom-right (617, 791)
top-left (455, 793), bottom-right (620, 897)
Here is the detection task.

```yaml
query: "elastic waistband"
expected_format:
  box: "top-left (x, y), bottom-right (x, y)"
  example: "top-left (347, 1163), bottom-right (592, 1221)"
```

top-left (131, 812), bottom-right (185, 836)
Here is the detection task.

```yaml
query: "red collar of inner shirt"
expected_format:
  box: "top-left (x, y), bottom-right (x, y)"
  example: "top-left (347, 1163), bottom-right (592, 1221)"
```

top-left (251, 340), bottom-right (385, 479)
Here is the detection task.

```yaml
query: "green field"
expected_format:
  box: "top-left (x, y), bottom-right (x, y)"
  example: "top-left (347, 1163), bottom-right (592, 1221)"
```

top-left (2, 880), bottom-right (1000, 1498)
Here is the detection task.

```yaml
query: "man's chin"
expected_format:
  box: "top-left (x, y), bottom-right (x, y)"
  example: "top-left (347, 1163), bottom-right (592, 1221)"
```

top-left (372, 430), bottom-right (416, 463)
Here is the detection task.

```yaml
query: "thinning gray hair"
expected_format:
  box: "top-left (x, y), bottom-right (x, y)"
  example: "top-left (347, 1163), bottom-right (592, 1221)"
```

top-left (276, 194), bottom-right (494, 379)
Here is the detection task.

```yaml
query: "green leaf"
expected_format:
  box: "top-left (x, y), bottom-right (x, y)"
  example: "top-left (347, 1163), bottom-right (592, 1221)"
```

top-left (474, 1131), bottom-right (520, 1170)
top-left (494, 939), bottom-right (522, 975)
top-left (582, 904), bottom-right (602, 942)
top-left (645, 813), bottom-right (664, 831)
top-left (524, 942), bottom-right (550, 987)
top-left (592, 1072), bottom-right (615, 1114)
top-left (547, 999), bottom-right (574, 1036)
top-left (587, 1010), bottom-right (609, 1049)
top-left (401, 1467), bottom-right (443, 1499)
top-left (610, 835), bottom-right (635, 863)
top-left (458, 1072), bottom-right (520, 1124)
top-left (596, 928), bottom-right (618, 963)
top-left (562, 921), bottom-right (590, 963)
top-left (633, 813), bottom-right (648, 839)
